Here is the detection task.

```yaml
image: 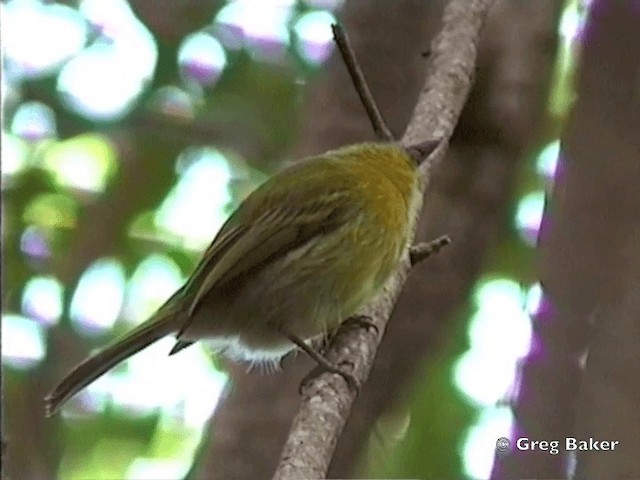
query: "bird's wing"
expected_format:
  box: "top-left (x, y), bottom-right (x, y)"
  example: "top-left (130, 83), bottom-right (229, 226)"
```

top-left (181, 222), bottom-right (249, 295)
top-left (185, 189), bottom-right (355, 319)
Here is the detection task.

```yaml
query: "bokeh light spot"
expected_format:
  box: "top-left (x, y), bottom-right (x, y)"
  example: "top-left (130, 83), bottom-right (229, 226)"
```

top-left (57, 42), bottom-right (146, 120)
top-left (21, 276), bottom-right (64, 326)
top-left (473, 278), bottom-right (522, 310)
top-left (58, 437), bottom-right (140, 480)
top-left (155, 148), bottom-right (232, 251)
top-left (456, 278), bottom-right (532, 405)
top-left (536, 140), bottom-right (560, 178)
top-left (454, 350), bottom-right (518, 407)
top-left (469, 279), bottom-right (532, 360)
top-left (525, 282), bottom-right (543, 316)
top-left (3, 0), bottom-right (88, 79)
top-left (1, 314), bottom-right (47, 369)
top-left (515, 191), bottom-right (546, 246)
top-left (461, 407), bottom-right (513, 480)
top-left (20, 226), bottom-right (52, 259)
top-left (123, 254), bottom-right (184, 325)
top-left (559, 1), bottom-right (582, 42)
top-left (23, 193), bottom-right (78, 230)
top-left (58, 1), bottom-right (157, 121)
top-left (458, 278), bottom-right (534, 476)
top-left (41, 133), bottom-right (118, 193)
top-left (293, 10), bottom-right (336, 64)
top-left (70, 258), bottom-right (127, 335)
top-left (149, 86), bottom-right (196, 120)
top-left (80, 0), bottom-right (138, 37)
top-left (1, 133), bottom-right (28, 178)
top-left (215, 0), bottom-right (293, 60)
top-left (178, 32), bottom-right (227, 86)
top-left (10, 101), bottom-right (57, 141)
top-left (214, 2), bottom-right (247, 50)
top-left (126, 458), bottom-right (189, 480)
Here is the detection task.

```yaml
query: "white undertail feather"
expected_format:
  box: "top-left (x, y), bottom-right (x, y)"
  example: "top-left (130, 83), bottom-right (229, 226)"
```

top-left (246, 356), bottom-right (283, 375)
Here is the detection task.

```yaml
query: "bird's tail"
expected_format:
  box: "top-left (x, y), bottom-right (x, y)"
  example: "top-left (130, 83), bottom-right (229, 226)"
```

top-left (45, 299), bottom-right (183, 417)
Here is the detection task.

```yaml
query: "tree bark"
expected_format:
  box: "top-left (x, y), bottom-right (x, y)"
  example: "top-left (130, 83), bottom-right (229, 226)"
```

top-left (570, 2), bottom-right (640, 478)
top-left (492, 0), bottom-right (640, 478)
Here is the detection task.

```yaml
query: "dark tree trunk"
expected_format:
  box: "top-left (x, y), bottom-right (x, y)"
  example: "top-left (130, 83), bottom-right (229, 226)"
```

top-left (492, 1), bottom-right (640, 478)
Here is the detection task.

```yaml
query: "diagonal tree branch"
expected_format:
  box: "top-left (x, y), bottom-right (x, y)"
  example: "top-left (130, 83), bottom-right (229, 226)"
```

top-left (272, 1), bottom-right (496, 478)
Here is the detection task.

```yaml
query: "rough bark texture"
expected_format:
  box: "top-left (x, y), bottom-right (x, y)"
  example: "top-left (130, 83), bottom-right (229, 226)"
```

top-left (492, 0), bottom-right (640, 478)
top-left (189, 1), bottom-right (563, 478)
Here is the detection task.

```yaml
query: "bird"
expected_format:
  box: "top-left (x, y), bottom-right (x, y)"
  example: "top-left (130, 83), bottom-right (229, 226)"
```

top-left (45, 141), bottom-right (432, 417)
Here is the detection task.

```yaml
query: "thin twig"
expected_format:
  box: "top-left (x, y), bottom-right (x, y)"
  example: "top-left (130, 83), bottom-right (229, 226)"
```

top-left (410, 235), bottom-right (452, 265)
top-left (331, 23), bottom-right (395, 142)
top-left (273, 1), bottom-right (496, 479)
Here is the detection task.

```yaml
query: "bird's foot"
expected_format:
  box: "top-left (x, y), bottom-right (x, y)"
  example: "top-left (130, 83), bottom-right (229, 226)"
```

top-left (340, 315), bottom-right (379, 336)
top-left (277, 327), bottom-right (360, 393)
top-left (299, 361), bottom-right (360, 394)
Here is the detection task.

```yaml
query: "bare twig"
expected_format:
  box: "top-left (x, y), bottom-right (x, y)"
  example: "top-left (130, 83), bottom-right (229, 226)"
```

top-left (331, 24), bottom-right (395, 142)
top-left (410, 235), bottom-right (452, 265)
top-left (273, 1), bottom-right (496, 478)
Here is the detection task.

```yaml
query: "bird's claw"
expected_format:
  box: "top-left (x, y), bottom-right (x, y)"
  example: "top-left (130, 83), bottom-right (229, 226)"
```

top-left (340, 315), bottom-right (379, 336)
top-left (299, 362), bottom-right (360, 394)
